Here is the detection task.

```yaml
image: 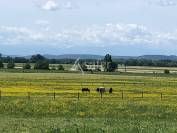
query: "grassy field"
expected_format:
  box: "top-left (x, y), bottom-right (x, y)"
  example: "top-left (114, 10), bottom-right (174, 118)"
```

top-left (118, 66), bottom-right (177, 73)
top-left (1, 72), bottom-right (177, 132)
top-left (5, 63), bottom-right (177, 73)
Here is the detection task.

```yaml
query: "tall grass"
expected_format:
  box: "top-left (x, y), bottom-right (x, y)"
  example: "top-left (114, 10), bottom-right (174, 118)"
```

top-left (0, 72), bottom-right (177, 132)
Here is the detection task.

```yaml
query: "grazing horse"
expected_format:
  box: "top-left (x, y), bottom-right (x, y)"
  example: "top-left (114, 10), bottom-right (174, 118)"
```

top-left (109, 88), bottom-right (113, 94)
top-left (96, 88), bottom-right (100, 93)
top-left (82, 88), bottom-right (90, 93)
top-left (96, 87), bottom-right (106, 94)
top-left (100, 88), bottom-right (106, 93)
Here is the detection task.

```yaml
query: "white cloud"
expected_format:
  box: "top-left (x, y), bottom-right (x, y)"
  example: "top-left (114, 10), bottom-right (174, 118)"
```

top-left (39, 0), bottom-right (78, 11)
top-left (0, 26), bottom-right (50, 44)
top-left (42, 0), bottom-right (59, 11)
top-left (147, 0), bottom-right (177, 6)
top-left (1, 23), bottom-right (177, 49)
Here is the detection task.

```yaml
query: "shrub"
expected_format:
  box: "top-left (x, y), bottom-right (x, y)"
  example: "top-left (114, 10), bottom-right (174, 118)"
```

top-left (23, 63), bottom-right (31, 69)
top-left (0, 61), bottom-right (4, 68)
top-left (81, 64), bottom-right (88, 71)
top-left (7, 61), bottom-right (15, 69)
top-left (108, 62), bottom-right (118, 72)
top-left (57, 65), bottom-right (65, 71)
top-left (34, 61), bottom-right (49, 70)
top-left (30, 54), bottom-right (46, 63)
top-left (164, 69), bottom-right (170, 74)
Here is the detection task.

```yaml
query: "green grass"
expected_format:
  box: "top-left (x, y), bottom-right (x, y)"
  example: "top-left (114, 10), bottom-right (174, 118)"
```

top-left (1, 97), bottom-right (177, 133)
top-left (5, 63), bottom-right (177, 73)
top-left (1, 72), bottom-right (177, 132)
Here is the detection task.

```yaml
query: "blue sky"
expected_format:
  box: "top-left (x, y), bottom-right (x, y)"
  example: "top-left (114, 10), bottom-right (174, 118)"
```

top-left (0, 0), bottom-right (177, 56)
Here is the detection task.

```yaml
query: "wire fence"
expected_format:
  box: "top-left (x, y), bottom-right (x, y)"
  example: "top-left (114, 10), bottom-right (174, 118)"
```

top-left (1, 81), bottom-right (177, 88)
top-left (1, 90), bottom-right (177, 100)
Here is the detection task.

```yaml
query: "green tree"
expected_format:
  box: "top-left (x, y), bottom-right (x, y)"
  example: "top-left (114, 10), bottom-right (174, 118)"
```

top-left (30, 54), bottom-right (46, 63)
top-left (104, 54), bottom-right (112, 72)
top-left (164, 69), bottom-right (170, 74)
top-left (108, 62), bottom-right (118, 72)
top-left (51, 66), bottom-right (56, 70)
top-left (81, 64), bottom-right (88, 71)
top-left (23, 63), bottom-right (31, 69)
top-left (57, 65), bottom-right (65, 71)
top-left (7, 61), bottom-right (15, 69)
top-left (0, 61), bottom-right (4, 68)
top-left (34, 61), bottom-right (49, 70)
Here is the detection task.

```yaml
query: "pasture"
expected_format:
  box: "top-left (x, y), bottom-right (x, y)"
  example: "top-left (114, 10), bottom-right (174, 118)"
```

top-left (5, 63), bottom-right (177, 73)
top-left (1, 72), bottom-right (177, 132)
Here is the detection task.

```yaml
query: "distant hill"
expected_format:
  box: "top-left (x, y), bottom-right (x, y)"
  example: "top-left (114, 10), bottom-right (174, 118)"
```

top-left (113, 56), bottom-right (137, 60)
top-left (137, 55), bottom-right (177, 60)
top-left (43, 54), bottom-right (177, 60)
top-left (43, 54), bottom-right (103, 59)
top-left (3, 54), bottom-right (177, 60)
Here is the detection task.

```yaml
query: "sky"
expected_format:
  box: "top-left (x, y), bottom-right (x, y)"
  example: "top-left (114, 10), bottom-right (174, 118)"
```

top-left (0, 0), bottom-right (177, 56)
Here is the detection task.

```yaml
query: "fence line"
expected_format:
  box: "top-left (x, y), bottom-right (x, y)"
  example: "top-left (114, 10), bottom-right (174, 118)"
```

top-left (0, 91), bottom-right (177, 100)
top-left (1, 80), bottom-right (177, 86)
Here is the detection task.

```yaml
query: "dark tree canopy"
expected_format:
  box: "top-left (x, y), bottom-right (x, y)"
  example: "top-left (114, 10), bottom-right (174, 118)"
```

top-left (23, 63), bottom-right (31, 69)
top-left (80, 64), bottom-right (88, 71)
top-left (0, 61), bottom-right (4, 68)
top-left (164, 69), bottom-right (170, 74)
top-left (30, 54), bottom-right (46, 63)
top-left (57, 65), bottom-right (65, 71)
top-left (7, 61), bottom-right (15, 69)
top-left (108, 62), bottom-right (118, 72)
top-left (104, 54), bottom-right (112, 63)
top-left (14, 57), bottom-right (28, 63)
top-left (104, 54), bottom-right (113, 72)
top-left (34, 61), bottom-right (49, 70)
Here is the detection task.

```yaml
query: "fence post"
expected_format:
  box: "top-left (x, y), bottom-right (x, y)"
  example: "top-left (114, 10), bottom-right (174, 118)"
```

top-left (142, 92), bottom-right (144, 98)
top-left (28, 92), bottom-right (30, 100)
top-left (101, 92), bottom-right (103, 99)
top-left (54, 92), bottom-right (56, 100)
top-left (78, 92), bottom-right (80, 100)
top-left (121, 91), bottom-right (124, 100)
top-left (0, 90), bottom-right (1, 100)
top-left (76, 128), bottom-right (79, 133)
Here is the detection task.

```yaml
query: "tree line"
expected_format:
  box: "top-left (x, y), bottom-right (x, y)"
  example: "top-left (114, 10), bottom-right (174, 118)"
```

top-left (0, 54), bottom-right (64, 70)
top-left (114, 59), bottom-right (177, 67)
top-left (1, 53), bottom-right (177, 70)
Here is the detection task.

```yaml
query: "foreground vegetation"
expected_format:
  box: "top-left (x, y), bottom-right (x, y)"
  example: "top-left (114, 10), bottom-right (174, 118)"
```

top-left (1, 72), bottom-right (177, 132)
top-left (1, 97), bottom-right (177, 133)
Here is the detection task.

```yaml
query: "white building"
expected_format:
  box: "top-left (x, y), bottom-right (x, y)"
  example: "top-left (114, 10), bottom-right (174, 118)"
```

top-left (85, 61), bottom-right (104, 71)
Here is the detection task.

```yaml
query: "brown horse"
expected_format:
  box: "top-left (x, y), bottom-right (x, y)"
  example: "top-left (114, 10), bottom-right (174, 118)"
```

top-left (82, 88), bottom-right (90, 93)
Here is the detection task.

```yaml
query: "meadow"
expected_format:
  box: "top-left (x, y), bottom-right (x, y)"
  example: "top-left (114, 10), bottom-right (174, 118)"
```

top-left (1, 72), bottom-right (177, 132)
top-left (8, 63), bottom-right (177, 73)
